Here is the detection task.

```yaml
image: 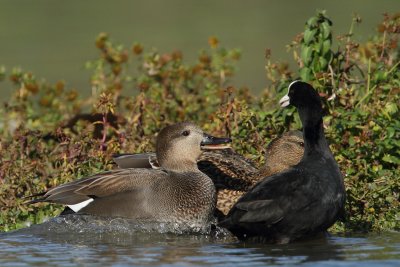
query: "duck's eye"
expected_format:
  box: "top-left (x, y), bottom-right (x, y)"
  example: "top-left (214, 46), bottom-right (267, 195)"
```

top-left (182, 130), bottom-right (190, 136)
top-left (299, 142), bottom-right (304, 147)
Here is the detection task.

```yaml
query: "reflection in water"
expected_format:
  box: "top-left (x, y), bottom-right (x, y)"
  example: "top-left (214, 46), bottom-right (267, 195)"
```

top-left (0, 215), bottom-right (399, 266)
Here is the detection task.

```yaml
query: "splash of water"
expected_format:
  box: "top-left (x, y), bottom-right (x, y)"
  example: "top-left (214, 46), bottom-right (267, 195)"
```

top-left (15, 214), bottom-right (234, 240)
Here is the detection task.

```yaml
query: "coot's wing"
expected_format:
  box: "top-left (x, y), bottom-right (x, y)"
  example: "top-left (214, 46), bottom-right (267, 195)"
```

top-left (220, 168), bottom-right (321, 228)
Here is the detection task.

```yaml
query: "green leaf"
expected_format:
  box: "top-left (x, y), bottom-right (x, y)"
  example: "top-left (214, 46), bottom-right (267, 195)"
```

top-left (312, 56), bottom-right (321, 71)
top-left (349, 136), bottom-right (355, 146)
top-left (321, 21), bottom-right (331, 39)
top-left (324, 50), bottom-right (333, 64)
top-left (319, 57), bottom-right (328, 70)
top-left (299, 67), bottom-right (312, 81)
top-left (322, 39), bottom-right (332, 55)
top-left (393, 139), bottom-right (400, 148)
top-left (306, 16), bottom-right (318, 27)
top-left (374, 71), bottom-right (388, 82)
top-left (301, 46), bottom-right (313, 65)
top-left (373, 124), bottom-right (382, 132)
top-left (303, 28), bottom-right (317, 44)
top-left (386, 196), bottom-right (394, 202)
top-left (387, 127), bottom-right (395, 138)
top-left (384, 102), bottom-right (398, 115)
top-left (382, 154), bottom-right (400, 164)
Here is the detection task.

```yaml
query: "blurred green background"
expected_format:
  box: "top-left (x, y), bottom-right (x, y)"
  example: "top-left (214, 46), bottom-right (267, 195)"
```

top-left (0, 0), bottom-right (399, 100)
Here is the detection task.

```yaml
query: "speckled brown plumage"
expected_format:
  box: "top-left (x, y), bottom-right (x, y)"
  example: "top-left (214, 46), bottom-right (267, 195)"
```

top-left (198, 149), bottom-right (258, 191)
top-left (259, 130), bottom-right (304, 177)
top-left (198, 131), bottom-right (304, 216)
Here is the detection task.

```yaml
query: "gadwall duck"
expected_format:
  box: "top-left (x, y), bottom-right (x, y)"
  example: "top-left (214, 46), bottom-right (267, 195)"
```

top-left (203, 131), bottom-right (304, 216)
top-left (220, 81), bottom-right (346, 243)
top-left (113, 131), bottom-right (304, 217)
top-left (28, 122), bottom-right (232, 226)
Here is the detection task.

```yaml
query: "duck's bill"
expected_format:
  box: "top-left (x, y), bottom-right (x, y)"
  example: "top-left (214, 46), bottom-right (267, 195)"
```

top-left (279, 94), bottom-right (290, 107)
top-left (201, 134), bottom-right (232, 150)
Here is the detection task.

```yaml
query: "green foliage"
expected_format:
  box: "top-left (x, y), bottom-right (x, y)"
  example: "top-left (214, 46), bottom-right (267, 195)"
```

top-left (300, 10), bottom-right (334, 80)
top-left (284, 12), bottom-right (400, 232)
top-left (0, 12), bottom-right (399, 233)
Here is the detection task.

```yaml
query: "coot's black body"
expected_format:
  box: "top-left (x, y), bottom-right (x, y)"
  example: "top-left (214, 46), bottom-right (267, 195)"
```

top-left (220, 81), bottom-right (346, 244)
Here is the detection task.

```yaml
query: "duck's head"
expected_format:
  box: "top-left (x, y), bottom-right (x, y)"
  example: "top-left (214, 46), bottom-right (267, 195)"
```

top-left (279, 81), bottom-right (322, 111)
top-left (264, 130), bottom-right (304, 173)
top-left (156, 122), bottom-right (232, 171)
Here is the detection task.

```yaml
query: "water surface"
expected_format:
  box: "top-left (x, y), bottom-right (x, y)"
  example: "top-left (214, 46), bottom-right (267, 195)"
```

top-left (0, 215), bottom-right (399, 266)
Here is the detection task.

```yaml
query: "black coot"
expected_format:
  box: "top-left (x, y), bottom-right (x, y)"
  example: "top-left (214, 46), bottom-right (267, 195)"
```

top-left (220, 81), bottom-right (346, 244)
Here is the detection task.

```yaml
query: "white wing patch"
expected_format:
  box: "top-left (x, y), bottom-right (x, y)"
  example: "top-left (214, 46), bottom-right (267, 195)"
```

top-left (68, 198), bottom-right (94, 212)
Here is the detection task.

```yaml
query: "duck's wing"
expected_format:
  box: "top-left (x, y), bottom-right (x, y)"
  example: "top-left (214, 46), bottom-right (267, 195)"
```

top-left (114, 150), bottom-right (259, 191)
top-left (112, 153), bottom-right (157, 169)
top-left (220, 168), bottom-right (322, 231)
top-left (28, 168), bottom-right (168, 206)
top-left (198, 150), bottom-right (258, 191)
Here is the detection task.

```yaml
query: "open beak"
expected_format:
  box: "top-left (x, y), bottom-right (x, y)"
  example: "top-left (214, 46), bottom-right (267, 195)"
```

top-left (201, 133), bottom-right (232, 150)
top-left (279, 94), bottom-right (290, 108)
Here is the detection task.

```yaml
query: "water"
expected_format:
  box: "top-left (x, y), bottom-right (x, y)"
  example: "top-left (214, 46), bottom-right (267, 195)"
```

top-left (0, 215), bottom-right (399, 266)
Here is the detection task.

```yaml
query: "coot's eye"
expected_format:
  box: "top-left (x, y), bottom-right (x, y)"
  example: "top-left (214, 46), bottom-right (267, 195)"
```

top-left (182, 130), bottom-right (190, 136)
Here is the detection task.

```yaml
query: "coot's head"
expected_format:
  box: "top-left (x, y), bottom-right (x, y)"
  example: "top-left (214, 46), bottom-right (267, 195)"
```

top-left (279, 81), bottom-right (322, 111)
